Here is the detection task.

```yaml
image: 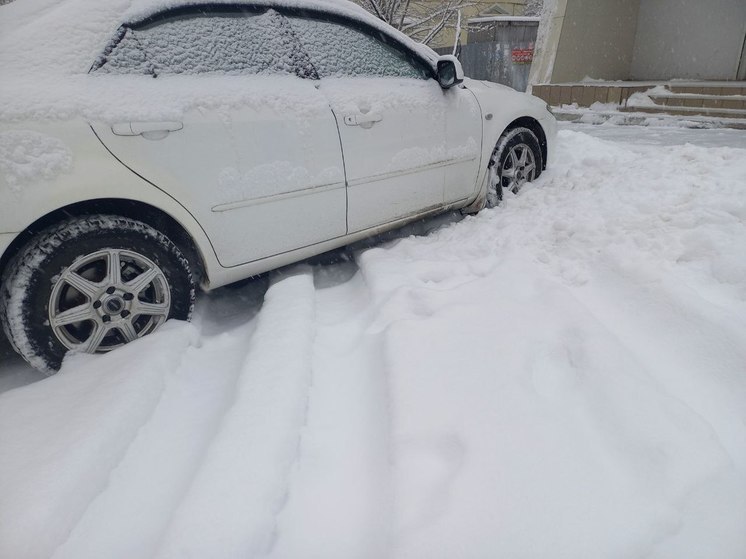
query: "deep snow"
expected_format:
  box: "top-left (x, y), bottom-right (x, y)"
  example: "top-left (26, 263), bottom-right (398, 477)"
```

top-left (1, 126), bottom-right (745, 558)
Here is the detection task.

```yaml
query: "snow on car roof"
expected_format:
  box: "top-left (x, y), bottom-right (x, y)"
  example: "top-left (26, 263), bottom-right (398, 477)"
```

top-left (0, 0), bottom-right (436, 72)
top-left (0, 0), bottom-right (438, 122)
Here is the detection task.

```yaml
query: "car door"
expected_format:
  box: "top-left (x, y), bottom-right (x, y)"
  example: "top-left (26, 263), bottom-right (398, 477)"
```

top-left (285, 14), bottom-right (481, 232)
top-left (90, 7), bottom-right (347, 268)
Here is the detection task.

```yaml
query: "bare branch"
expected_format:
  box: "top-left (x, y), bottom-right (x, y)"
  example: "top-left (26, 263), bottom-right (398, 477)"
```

top-left (353, 0), bottom-right (478, 46)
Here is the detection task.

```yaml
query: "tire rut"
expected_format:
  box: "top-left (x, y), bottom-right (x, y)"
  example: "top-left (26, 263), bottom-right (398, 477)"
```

top-left (152, 269), bottom-right (318, 559)
top-left (50, 317), bottom-right (259, 559)
top-left (266, 265), bottom-right (395, 559)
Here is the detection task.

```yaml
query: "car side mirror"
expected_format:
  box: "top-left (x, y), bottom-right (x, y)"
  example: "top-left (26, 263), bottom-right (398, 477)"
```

top-left (436, 55), bottom-right (464, 89)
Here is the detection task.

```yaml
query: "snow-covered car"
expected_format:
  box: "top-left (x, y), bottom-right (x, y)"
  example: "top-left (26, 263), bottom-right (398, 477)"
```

top-left (0, 0), bottom-right (556, 372)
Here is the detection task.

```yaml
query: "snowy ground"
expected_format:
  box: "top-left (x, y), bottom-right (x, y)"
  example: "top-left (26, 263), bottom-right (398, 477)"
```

top-left (1, 124), bottom-right (745, 558)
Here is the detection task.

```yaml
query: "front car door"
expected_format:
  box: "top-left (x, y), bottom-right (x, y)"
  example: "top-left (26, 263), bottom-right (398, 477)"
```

top-left (283, 13), bottom-right (482, 232)
top-left (91, 7), bottom-right (347, 268)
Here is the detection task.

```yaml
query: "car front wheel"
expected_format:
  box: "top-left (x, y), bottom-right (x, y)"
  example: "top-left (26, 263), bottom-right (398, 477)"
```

top-left (0, 215), bottom-right (195, 374)
top-left (487, 127), bottom-right (543, 207)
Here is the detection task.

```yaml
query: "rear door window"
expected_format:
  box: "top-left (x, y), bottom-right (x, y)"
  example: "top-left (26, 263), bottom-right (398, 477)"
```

top-left (93, 8), bottom-right (317, 78)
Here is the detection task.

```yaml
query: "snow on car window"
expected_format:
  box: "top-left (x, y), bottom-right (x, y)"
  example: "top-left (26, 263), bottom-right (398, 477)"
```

top-left (287, 17), bottom-right (429, 79)
top-left (96, 9), bottom-right (316, 77)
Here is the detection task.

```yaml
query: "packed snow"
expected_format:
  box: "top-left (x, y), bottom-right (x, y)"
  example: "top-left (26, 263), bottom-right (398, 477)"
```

top-left (1, 126), bottom-right (745, 558)
top-left (0, 130), bottom-right (73, 191)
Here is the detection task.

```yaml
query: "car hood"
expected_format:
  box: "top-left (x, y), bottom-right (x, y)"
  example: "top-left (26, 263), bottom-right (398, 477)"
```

top-left (463, 78), bottom-right (517, 93)
top-left (463, 78), bottom-right (549, 113)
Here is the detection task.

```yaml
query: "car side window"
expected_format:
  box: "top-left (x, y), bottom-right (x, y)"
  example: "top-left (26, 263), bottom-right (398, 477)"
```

top-left (93, 8), bottom-right (316, 78)
top-left (286, 16), bottom-right (430, 79)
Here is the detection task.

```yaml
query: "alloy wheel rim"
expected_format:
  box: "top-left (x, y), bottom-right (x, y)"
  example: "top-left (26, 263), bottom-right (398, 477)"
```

top-left (500, 143), bottom-right (536, 194)
top-left (48, 248), bottom-right (171, 353)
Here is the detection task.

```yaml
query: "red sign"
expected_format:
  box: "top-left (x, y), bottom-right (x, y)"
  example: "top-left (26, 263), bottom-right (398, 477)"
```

top-left (512, 48), bottom-right (534, 64)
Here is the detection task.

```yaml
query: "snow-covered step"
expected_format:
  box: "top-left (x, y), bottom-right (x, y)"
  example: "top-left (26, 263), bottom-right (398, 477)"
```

top-left (648, 92), bottom-right (746, 102)
top-left (532, 82), bottom-right (746, 118)
top-left (620, 85), bottom-right (746, 122)
top-left (622, 103), bottom-right (746, 120)
top-left (644, 88), bottom-right (746, 112)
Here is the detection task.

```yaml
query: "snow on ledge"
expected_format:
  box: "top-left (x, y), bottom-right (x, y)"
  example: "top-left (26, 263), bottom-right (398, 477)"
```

top-left (468, 16), bottom-right (540, 23)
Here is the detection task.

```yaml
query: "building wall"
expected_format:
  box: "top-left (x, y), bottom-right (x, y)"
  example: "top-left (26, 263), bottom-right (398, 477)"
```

top-left (550, 0), bottom-right (640, 83)
top-left (527, 0), bottom-right (567, 85)
top-left (630, 0), bottom-right (746, 80)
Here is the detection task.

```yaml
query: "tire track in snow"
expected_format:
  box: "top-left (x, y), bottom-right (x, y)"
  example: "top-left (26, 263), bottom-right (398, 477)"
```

top-left (50, 319), bottom-right (260, 559)
top-left (546, 262), bottom-right (746, 558)
top-left (562, 261), bottom-right (746, 550)
top-left (0, 322), bottom-right (199, 559)
top-left (571, 262), bottom-right (746, 469)
top-left (268, 268), bottom-right (394, 559)
top-left (153, 269), bottom-right (318, 559)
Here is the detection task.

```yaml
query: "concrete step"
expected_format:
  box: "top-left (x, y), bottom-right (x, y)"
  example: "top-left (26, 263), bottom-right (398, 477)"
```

top-left (532, 82), bottom-right (746, 113)
top-left (667, 84), bottom-right (746, 95)
top-left (645, 90), bottom-right (746, 110)
top-left (621, 103), bottom-right (746, 120)
top-left (533, 81), bottom-right (746, 125)
top-left (550, 108), bottom-right (746, 130)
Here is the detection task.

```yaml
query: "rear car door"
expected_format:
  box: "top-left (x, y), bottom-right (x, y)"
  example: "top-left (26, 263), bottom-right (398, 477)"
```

top-left (90, 7), bottom-right (347, 268)
top-left (285, 14), bottom-right (478, 232)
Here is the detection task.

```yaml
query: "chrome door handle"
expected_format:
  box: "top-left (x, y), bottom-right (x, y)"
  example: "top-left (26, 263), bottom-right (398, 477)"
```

top-left (111, 121), bottom-right (183, 138)
top-left (343, 113), bottom-right (383, 128)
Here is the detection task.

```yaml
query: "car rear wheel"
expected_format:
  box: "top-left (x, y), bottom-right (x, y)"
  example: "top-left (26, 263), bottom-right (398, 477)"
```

top-left (0, 215), bottom-right (195, 374)
top-left (487, 127), bottom-right (543, 207)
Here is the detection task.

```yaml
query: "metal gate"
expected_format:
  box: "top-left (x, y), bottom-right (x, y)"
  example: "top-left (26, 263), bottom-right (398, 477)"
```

top-left (436, 18), bottom-right (539, 92)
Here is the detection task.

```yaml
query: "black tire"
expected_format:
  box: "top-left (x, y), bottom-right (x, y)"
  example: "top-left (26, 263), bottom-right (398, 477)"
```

top-left (0, 215), bottom-right (195, 374)
top-left (487, 127), bottom-right (543, 207)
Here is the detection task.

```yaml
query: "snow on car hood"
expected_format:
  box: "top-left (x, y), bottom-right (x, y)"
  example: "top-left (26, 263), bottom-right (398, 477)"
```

top-left (0, 0), bottom-right (438, 122)
top-left (463, 78), bottom-right (546, 105)
top-left (463, 77), bottom-right (515, 93)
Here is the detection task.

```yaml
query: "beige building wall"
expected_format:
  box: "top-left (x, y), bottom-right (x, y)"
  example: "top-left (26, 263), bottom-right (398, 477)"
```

top-left (530, 0), bottom-right (746, 85)
top-left (527, 0), bottom-right (567, 85)
top-left (631, 0), bottom-right (746, 80)
top-left (550, 0), bottom-right (639, 82)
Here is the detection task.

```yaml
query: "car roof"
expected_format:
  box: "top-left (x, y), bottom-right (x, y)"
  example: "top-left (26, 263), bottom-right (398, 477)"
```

top-left (0, 0), bottom-right (437, 77)
top-left (0, 0), bottom-right (439, 123)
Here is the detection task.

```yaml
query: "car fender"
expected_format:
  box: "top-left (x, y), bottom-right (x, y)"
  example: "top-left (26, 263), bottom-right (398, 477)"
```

top-left (0, 120), bottom-right (222, 286)
top-left (462, 79), bottom-right (556, 209)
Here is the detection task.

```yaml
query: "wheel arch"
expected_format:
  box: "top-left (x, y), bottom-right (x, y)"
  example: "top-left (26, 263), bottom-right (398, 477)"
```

top-left (0, 199), bottom-right (208, 288)
top-left (502, 116), bottom-right (548, 170)
top-left (461, 113), bottom-right (550, 215)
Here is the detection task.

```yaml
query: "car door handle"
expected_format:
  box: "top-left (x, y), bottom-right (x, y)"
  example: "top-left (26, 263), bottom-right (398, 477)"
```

top-left (343, 113), bottom-right (383, 128)
top-left (111, 121), bottom-right (183, 138)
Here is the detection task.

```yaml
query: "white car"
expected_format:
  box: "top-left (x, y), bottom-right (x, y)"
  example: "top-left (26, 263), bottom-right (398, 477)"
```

top-left (0, 0), bottom-right (556, 373)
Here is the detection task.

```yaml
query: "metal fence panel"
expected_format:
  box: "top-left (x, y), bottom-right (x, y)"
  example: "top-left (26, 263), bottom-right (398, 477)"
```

top-left (435, 22), bottom-right (538, 92)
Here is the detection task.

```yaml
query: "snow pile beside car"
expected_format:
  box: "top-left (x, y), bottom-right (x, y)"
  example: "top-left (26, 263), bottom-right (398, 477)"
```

top-left (1, 129), bottom-right (745, 558)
